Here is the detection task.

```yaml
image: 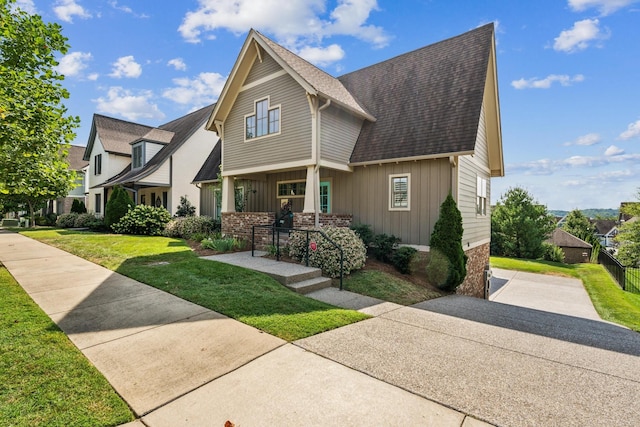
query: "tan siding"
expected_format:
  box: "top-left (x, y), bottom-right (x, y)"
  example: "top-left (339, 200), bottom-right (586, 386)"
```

top-left (200, 184), bottom-right (217, 217)
top-left (140, 162), bottom-right (170, 185)
top-left (458, 103), bottom-right (491, 245)
top-left (145, 142), bottom-right (164, 163)
top-left (243, 53), bottom-right (282, 85)
top-left (224, 73), bottom-right (312, 172)
top-left (320, 105), bottom-right (363, 164)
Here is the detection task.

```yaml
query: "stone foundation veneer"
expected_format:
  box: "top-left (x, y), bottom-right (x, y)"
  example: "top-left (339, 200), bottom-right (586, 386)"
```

top-left (293, 213), bottom-right (353, 229)
top-left (222, 212), bottom-right (275, 248)
top-left (456, 242), bottom-right (490, 299)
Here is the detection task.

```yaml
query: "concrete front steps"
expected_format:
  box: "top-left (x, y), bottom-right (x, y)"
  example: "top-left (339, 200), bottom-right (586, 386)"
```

top-left (201, 251), bottom-right (332, 294)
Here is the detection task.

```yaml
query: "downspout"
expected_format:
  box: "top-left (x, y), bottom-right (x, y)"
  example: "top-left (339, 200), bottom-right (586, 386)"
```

top-left (449, 156), bottom-right (458, 202)
top-left (315, 100), bottom-right (331, 227)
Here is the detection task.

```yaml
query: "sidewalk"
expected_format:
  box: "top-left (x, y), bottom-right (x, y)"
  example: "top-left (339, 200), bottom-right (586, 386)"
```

top-left (0, 231), bottom-right (481, 426)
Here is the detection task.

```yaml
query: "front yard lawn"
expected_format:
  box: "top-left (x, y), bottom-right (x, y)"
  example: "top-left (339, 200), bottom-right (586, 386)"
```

top-left (491, 256), bottom-right (640, 332)
top-left (0, 267), bottom-right (134, 426)
top-left (20, 229), bottom-right (369, 341)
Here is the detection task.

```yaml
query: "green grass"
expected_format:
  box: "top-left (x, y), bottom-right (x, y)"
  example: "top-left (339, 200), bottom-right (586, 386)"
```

top-left (491, 256), bottom-right (640, 332)
top-left (20, 229), bottom-right (369, 341)
top-left (0, 267), bottom-right (134, 427)
top-left (340, 270), bottom-right (441, 305)
top-left (627, 268), bottom-right (640, 293)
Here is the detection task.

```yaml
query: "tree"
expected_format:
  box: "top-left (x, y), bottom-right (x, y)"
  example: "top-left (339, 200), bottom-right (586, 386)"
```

top-left (0, 0), bottom-right (80, 226)
top-left (175, 195), bottom-right (196, 217)
top-left (428, 193), bottom-right (467, 291)
top-left (491, 187), bottom-right (556, 259)
top-left (616, 193), bottom-right (640, 267)
top-left (105, 186), bottom-right (132, 230)
top-left (562, 209), bottom-right (600, 262)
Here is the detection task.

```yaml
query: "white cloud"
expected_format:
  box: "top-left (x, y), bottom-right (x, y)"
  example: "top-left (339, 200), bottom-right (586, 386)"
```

top-left (178, 0), bottom-right (389, 66)
top-left (564, 133), bottom-right (601, 146)
top-left (604, 145), bottom-right (624, 156)
top-left (568, 0), bottom-right (638, 15)
top-left (108, 1), bottom-right (132, 14)
top-left (168, 58), bottom-right (187, 71)
top-left (511, 74), bottom-right (584, 89)
top-left (109, 55), bottom-right (142, 78)
top-left (53, 0), bottom-right (91, 23)
top-left (297, 44), bottom-right (345, 66)
top-left (162, 72), bottom-right (226, 106)
top-left (619, 119), bottom-right (640, 140)
top-left (553, 19), bottom-right (608, 52)
top-left (55, 51), bottom-right (92, 77)
top-left (12, 0), bottom-right (37, 14)
top-left (87, 73), bottom-right (99, 81)
top-left (94, 87), bottom-right (165, 121)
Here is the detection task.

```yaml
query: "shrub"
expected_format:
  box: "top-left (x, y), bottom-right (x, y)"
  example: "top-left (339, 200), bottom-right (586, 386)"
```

top-left (164, 215), bottom-right (219, 240)
top-left (111, 205), bottom-right (171, 236)
top-left (45, 212), bottom-right (58, 225)
top-left (74, 213), bottom-right (97, 228)
top-left (70, 199), bottom-right (87, 214)
top-left (541, 242), bottom-right (565, 263)
top-left (392, 246), bottom-right (418, 274)
top-left (34, 216), bottom-right (47, 226)
top-left (425, 249), bottom-right (451, 289)
top-left (288, 226), bottom-right (367, 278)
top-left (56, 213), bottom-right (79, 228)
top-left (429, 193), bottom-right (467, 291)
top-left (175, 195), bottom-right (196, 217)
top-left (201, 236), bottom-right (246, 252)
top-left (371, 233), bottom-right (400, 263)
top-left (105, 186), bottom-right (133, 229)
top-left (350, 223), bottom-right (374, 247)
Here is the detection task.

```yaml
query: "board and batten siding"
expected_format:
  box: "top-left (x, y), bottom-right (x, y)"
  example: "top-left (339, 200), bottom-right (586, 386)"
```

top-left (320, 104), bottom-right (363, 164)
top-left (458, 102), bottom-right (491, 246)
top-left (200, 183), bottom-right (217, 217)
top-left (224, 72), bottom-right (312, 172)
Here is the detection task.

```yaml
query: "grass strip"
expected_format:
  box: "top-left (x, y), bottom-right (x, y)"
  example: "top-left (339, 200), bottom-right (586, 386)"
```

top-left (491, 256), bottom-right (640, 332)
top-left (0, 267), bottom-right (134, 427)
top-left (20, 229), bottom-right (369, 341)
top-left (340, 270), bottom-right (441, 305)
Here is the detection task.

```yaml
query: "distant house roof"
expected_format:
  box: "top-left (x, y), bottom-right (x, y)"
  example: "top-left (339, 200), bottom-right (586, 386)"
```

top-left (619, 202), bottom-right (638, 222)
top-left (98, 104), bottom-right (215, 187)
top-left (67, 145), bottom-right (89, 170)
top-left (84, 115), bottom-right (155, 159)
top-left (592, 219), bottom-right (617, 235)
top-left (193, 142), bottom-right (221, 184)
top-left (341, 24), bottom-right (494, 164)
top-left (547, 228), bottom-right (592, 249)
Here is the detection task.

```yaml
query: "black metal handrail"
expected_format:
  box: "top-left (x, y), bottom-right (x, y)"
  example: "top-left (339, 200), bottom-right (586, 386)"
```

top-left (251, 224), bottom-right (345, 290)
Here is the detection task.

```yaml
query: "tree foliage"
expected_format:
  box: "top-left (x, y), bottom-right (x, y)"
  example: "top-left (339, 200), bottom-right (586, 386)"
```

top-left (491, 187), bottom-right (556, 259)
top-left (175, 195), bottom-right (196, 217)
top-left (616, 194), bottom-right (640, 267)
top-left (105, 186), bottom-right (132, 229)
top-left (0, 0), bottom-right (80, 225)
top-left (562, 209), bottom-right (601, 262)
top-left (428, 193), bottom-right (467, 291)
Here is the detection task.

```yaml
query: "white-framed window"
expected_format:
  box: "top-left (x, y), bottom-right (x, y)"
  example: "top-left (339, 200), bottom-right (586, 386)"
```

top-left (245, 97), bottom-right (280, 140)
top-left (476, 176), bottom-right (488, 216)
top-left (132, 144), bottom-right (143, 169)
top-left (389, 173), bottom-right (410, 211)
top-left (277, 180), bottom-right (306, 198)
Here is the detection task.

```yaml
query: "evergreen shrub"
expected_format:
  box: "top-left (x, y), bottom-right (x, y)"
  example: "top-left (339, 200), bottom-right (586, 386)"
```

top-left (105, 186), bottom-right (133, 230)
top-left (392, 246), bottom-right (418, 274)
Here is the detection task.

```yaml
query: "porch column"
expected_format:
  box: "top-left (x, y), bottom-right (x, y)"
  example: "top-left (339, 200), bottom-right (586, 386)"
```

top-left (221, 176), bottom-right (235, 213)
top-left (303, 165), bottom-right (317, 213)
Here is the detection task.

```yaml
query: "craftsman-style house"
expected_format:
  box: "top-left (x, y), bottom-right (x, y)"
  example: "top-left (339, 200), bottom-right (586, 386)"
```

top-left (204, 24), bottom-right (503, 296)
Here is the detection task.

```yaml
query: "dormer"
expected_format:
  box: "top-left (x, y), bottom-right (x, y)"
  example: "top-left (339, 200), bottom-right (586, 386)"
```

top-left (130, 128), bottom-right (174, 170)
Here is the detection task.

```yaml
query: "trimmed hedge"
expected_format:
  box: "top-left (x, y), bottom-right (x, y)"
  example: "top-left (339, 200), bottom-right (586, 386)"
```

top-left (112, 205), bottom-right (171, 236)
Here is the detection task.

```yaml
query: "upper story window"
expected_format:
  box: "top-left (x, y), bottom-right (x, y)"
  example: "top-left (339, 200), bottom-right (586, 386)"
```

top-left (132, 144), bottom-right (143, 169)
top-left (245, 97), bottom-right (280, 140)
top-left (389, 173), bottom-right (410, 211)
top-left (476, 176), bottom-right (488, 216)
top-left (94, 154), bottom-right (102, 175)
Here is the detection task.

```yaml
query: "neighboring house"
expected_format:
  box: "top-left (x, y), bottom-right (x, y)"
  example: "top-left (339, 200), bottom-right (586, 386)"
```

top-left (83, 105), bottom-right (217, 216)
top-left (547, 228), bottom-right (592, 264)
top-left (203, 24), bottom-right (504, 297)
top-left (592, 219), bottom-right (618, 248)
top-left (53, 145), bottom-right (89, 214)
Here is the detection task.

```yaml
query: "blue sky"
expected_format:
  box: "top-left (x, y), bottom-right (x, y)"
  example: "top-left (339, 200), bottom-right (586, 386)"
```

top-left (16, 0), bottom-right (640, 210)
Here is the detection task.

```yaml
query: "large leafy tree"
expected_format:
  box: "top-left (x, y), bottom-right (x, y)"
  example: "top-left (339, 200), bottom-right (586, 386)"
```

top-left (617, 194), bottom-right (640, 267)
top-left (0, 0), bottom-right (79, 225)
top-left (562, 209), bottom-right (601, 262)
top-left (491, 187), bottom-right (556, 259)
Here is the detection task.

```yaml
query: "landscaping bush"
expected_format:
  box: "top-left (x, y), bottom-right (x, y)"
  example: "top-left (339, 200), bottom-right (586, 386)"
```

top-left (371, 233), bottom-right (400, 263)
top-left (392, 246), bottom-right (418, 274)
top-left (105, 186), bottom-right (133, 229)
top-left (201, 236), bottom-right (246, 252)
top-left (74, 213), bottom-right (98, 228)
top-left (34, 216), bottom-right (47, 226)
top-left (56, 213), bottom-right (79, 228)
top-left (70, 199), bottom-right (87, 214)
top-left (541, 242), bottom-right (565, 263)
top-left (175, 195), bottom-right (196, 217)
top-left (111, 205), bottom-right (171, 236)
top-left (350, 223), bottom-right (374, 247)
top-left (45, 212), bottom-right (58, 225)
top-left (288, 226), bottom-right (367, 278)
top-left (164, 215), bottom-right (219, 240)
top-left (429, 193), bottom-right (467, 291)
top-left (425, 249), bottom-right (450, 288)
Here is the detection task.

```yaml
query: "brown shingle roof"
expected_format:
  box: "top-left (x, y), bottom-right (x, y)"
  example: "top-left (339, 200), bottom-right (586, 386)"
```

top-left (67, 145), bottom-right (89, 170)
top-left (547, 228), bottom-right (592, 249)
top-left (90, 115), bottom-right (155, 156)
top-left (342, 24), bottom-right (494, 164)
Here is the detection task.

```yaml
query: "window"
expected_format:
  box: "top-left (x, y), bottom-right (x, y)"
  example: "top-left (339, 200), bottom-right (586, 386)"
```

top-left (389, 174), bottom-right (410, 210)
top-left (476, 176), bottom-right (487, 216)
top-left (277, 180), bottom-right (306, 198)
top-left (140, 195), bottom-right (146, 205)
top-left (162, 191), bottom-right (168, 209)
top-left (95, 193), bottom-right (102, 214)
top-left (132, 144), bottom-right (143, 169)
top-left (245, 98), bottom-right (280, 140)
top-left (94, 154), bottom-right (102, 175)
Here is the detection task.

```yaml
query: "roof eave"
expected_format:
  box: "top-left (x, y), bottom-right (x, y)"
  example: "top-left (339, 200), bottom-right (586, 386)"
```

top-left (350, 150), bottom-right (474, 167)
